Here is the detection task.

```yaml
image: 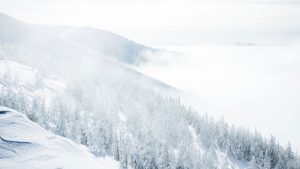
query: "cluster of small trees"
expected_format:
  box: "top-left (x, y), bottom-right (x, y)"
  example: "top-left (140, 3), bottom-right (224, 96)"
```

top-left (0, 70), bottom-right (44, 122)
top-left (1, 68), bottom-right (299, 169)
top-left (186, 111), bottom-right (299, 169)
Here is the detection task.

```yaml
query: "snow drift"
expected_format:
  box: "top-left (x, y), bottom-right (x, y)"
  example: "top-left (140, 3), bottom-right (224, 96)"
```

top-left (0, 106), bottom-right (119, 169)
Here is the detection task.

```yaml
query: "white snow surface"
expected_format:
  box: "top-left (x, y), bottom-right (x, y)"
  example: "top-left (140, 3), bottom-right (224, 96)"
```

top-left (0, 60), bottom-right (65, 106)
top-left (187, 125), bottom-right (245, 169)
top-left (188, 125), bottom-right (204, 155)
top-left (0, 60), bottom-right (36, 87)
top-left (0, 106), bottom-right (119, 169)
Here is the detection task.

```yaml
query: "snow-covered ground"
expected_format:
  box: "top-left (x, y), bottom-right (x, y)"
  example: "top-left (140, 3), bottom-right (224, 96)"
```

top-left (0, 60), bottom-right (248, 169)
top-left (0, 60), bottom-right (37, 87)
top-left (0, 106), bottom-right (119, 169)
top-left (0, 60), bottom-right (65, 107)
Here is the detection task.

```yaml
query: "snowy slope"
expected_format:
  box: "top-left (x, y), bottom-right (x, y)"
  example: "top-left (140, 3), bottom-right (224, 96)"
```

top-left (0, 12), bottom-right (174, 93)
top-left (0, 60), bottom-right (249, 169)
top-left (0, 60), bottom-right (65, 91)
top-left (0, 106), bottom-right (119, 169)
top-left (0, 60), bottom-right (65, 107)
top-left (0, 12), bottom-right (154, 65)
top-left (38, 25), bottom-right (155, 64)
top-left (1, 12), bottom-right (299, 169)
top-left (0, 60), bottom-right (37, 88)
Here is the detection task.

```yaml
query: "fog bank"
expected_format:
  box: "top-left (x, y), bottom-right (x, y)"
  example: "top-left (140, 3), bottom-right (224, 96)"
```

top-left (136, 43), bottom-right (300, 151)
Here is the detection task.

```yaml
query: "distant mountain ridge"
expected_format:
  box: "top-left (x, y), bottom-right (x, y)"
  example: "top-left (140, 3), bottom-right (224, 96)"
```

top-left (0, 12), bottom-right (175, 92)
top-left (38, 25), bottom-right (155, 64)
top-left (0, 12), bottom-right (154, 65)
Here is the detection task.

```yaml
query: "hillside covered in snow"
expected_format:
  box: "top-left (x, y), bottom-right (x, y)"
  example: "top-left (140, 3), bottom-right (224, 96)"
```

top-left (0, 106), bottom-right (119, 169)
top-left (38, 25), bottom-right (155, 65)
top-left (0, 12), bottom-right (299, 169)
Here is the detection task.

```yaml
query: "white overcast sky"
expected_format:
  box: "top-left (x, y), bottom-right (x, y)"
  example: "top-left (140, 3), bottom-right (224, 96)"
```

top-left (1, 0), bottom-right (300, 45)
